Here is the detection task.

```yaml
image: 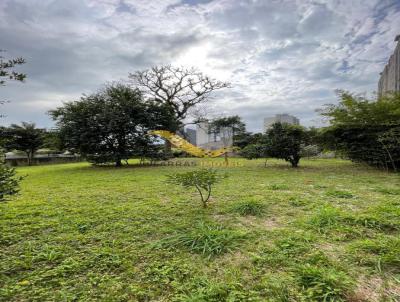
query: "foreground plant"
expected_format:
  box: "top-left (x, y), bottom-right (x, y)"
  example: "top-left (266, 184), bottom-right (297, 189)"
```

top-left (0, 164), bottom-right (22, 201)
top-left (155, 222), bottom-right (245, 257)
top-left (166, 168), bottom-right (227, 208)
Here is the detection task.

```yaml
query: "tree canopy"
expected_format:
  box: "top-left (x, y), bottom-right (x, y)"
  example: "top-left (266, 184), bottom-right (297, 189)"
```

top-left (265, 123), bottom-right (308, 167)
top-left (1, 122), bottom-right (44, 166)
top-left (50, 83), bottom-right (175, 166)
top-left (318, 91), bottom-right (400, 171)
top-left (129, 65), bottom-right (229, 129)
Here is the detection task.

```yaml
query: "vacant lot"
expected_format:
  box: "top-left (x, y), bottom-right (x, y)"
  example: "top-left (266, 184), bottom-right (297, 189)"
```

top-left (1, 159), bottom-right (399, 301)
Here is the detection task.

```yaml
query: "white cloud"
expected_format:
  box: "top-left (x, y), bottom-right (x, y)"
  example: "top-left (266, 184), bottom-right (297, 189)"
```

top-left (1, 0), bottom-right (399, 132)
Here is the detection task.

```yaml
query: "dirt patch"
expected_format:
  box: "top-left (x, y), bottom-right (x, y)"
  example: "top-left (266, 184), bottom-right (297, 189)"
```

top-left (235, 216), bottom-right (282, 230)
top-left (349, 276), bottom-right (400, 302)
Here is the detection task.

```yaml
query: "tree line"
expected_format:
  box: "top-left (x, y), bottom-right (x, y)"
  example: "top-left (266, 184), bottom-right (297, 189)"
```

top-left (1, 51), bottom-right (400, 202)
top-left (236, 91), bottom-right (400, 171)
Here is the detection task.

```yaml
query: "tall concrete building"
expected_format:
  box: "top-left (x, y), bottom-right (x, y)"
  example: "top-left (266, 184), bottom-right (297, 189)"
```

top-left (263, 114), bottom-right (300, 132)
top-left (378, 35), bottom-right (400, 97)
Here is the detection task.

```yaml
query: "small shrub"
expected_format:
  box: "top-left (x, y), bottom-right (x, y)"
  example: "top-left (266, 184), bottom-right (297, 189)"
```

top-left (231, 200), bottom-right (266, 216)
top-left (0, 164), bottom-right (23, 201)
top-left (166, 168), bottom-right (227, 208)
top-left (297, 265), bottom-right (353, 302)
top-left (308, 207), bottom-right (342, 231)
top-left (155, 222), bottom-right (245, 258)
top-left (252, 232), bottom-right (315, 268)
top-left (326, 190), bottom-right (354, 199)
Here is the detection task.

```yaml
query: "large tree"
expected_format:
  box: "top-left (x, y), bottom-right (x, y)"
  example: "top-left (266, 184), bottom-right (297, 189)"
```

top-left (2, 122), bottom-right (44, 166)
top-left (265, 122), bottom-right (308, 168)
top-left (50, 83), bottom-right (175, 167)
top-left (130, 66), bottom-right (229, 155)
top-left (319, 91), bottom-right (400, 171)
top-left (130, 65), bottom-right (229, 126)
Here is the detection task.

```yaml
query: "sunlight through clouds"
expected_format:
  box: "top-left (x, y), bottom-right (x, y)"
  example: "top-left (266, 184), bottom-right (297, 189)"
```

top-left (1, 0), bottom-right (399, 131)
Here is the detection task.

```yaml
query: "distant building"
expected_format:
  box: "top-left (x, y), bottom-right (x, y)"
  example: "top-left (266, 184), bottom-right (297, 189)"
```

top-left (185, 128), bottom-right (196, 146)
top-left (263, 114), bottom-right (300, 132)
top-left (196, 121), bottom-right (233, 150)
top-left (378, 35), bottom-right (400, 97)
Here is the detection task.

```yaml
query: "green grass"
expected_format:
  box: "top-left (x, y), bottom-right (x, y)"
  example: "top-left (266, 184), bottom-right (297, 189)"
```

top-left (1, 158), bottom-right (399, 301)
top-left (154, 222), bottom-right (246, 258)
top-left (230, 200), bottom-right (267, 216)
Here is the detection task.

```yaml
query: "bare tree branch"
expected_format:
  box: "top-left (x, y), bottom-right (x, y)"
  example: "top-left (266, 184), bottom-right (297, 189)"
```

top-left (129, 65), bottom-right (230, 126)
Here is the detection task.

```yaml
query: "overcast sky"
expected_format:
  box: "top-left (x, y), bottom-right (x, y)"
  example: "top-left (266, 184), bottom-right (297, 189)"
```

top-left (1, 0), bottom-right (399, 132)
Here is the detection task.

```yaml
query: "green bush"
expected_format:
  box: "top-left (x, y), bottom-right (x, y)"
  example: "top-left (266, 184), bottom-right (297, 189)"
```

top-left (0, 164), bottom-right (22, 201)
top-left (231, 200), bottom-right (266, 216)
top-left (166, 168), bottom-right (227, 208)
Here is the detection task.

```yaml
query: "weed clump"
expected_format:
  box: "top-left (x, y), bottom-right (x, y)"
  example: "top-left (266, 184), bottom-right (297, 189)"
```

top-left (297, 264), bottom-right (353, 302)
top-left (269, 184), bottom-right (289, 190)
top-left (155, 222), bottom-right (246, 258)
top-left (326, 190), bottom-right (354, 199)
top-left (231, 200), bottom-right (266, 216)
top-left (348, 237), bottom-right (400, 273)
top-left (307, 206), bottom-right (343, 233)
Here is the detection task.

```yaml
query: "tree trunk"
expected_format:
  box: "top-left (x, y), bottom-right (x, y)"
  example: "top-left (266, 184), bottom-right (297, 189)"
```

top-left (290, 156), bottom-right (300, 168)
top-left (164, 141), bottom-right (172, 158)
top-left (224, 152), bottom-right (229, 165)
top-left (115, 158), bottom-right (122, 167)
top-left (26, 152), bottom-right (32, 166)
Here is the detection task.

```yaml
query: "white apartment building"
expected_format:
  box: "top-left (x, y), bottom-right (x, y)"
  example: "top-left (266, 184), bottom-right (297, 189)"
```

top-left (263, 114), bottom-right (300, 132)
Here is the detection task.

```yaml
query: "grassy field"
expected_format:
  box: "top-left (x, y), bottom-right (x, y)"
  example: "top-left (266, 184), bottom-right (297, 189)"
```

top-left (1, 159), bottom-right (399, 301)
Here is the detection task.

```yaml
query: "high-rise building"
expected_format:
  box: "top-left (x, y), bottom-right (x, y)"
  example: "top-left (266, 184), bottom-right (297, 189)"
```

top-left (263, 114), bottom-right (300, 132)
top-left (378, 35), bottom-right (400, 97)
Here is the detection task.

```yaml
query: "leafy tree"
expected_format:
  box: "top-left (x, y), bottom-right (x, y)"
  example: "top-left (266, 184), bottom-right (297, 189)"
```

top-left (50, 83), bottom-right (174, 167)
top-left (208, 115), bottom-right (245, 164)
top-left (130, 65), bottom-right (229, 155)
top-left (133, 137), bottom-right (166, 165)
top-left (2, 122), bottom-right (44, 166)
top-left (239, 144), bottom-right (266, 160)
top-left (265, 122), bottom-right (308, 167)
top-left (166, 169), bottom-right (227, 208)
top-left (41, 129), bottom-right (65, 153)
top-left (319, 91), bottom-right (400, 171)
top-left (234, 132), bottom-right (264, 149)
top-left (0, 50), bottom-right (26, 199)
